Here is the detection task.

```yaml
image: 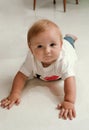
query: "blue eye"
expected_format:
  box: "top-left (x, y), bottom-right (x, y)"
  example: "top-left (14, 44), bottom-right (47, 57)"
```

top-left (37, 45), bottom-right (43, 48)
top-left (50, 43), bottom-right (56, 47)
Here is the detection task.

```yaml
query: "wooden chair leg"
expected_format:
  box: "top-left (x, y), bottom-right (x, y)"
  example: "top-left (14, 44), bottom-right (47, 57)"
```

top-left (33, 0), bottom-right (78, 11)
top-left (63, 0), bottom-right (66, 12)
top-left (33, 0), bottom-right (36, 10)
top-left (53, 0), bottom-right (56, 4)
top-left (76, 0), bottom-right (79, 4)
top-left (63, 0), bottom-right (78, 12)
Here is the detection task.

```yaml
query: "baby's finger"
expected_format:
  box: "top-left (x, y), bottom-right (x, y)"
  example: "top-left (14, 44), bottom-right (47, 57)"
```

top-left (0, 98), bottom-right (10, 108)
top-left (57, 104), bottom-right (62, 109)
top-left (15, 99), bottom-right (21, 105)
top-left (72, 109), bottom-right (76, 118)
top-left (3, 100), bottom-right (11, 108)
top-left (68, 109), bottom-right (73, 120)
top-left (0, 98), bottom-right (8, 105)
top-left (63, 109), bottom-right (68, 120)
top-left (59, 108), bottom-right (65, 118)
top-left (7, 101), bottom-right (15, 109)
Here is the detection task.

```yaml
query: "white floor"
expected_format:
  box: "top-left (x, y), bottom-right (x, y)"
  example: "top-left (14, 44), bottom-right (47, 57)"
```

top-left (0, 0), bottom-right (89, 129)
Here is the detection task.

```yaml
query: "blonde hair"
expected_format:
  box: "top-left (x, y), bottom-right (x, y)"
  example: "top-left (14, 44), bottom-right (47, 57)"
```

top-left (27, 19), bottom-right (62, 45)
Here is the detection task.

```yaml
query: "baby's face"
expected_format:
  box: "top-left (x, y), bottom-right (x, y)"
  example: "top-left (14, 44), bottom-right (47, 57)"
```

top-left (30, 27), bottom-right (62, 67)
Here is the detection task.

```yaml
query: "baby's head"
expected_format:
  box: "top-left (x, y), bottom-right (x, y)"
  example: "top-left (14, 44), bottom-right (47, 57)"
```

top-left (27, 19), bottom-right (62, 45)
top-left (27, 19), bottom-right (63, 67)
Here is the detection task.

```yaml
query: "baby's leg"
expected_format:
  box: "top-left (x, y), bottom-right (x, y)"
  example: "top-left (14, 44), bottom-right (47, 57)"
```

top-left (64, 34), bottom-right (78, 48)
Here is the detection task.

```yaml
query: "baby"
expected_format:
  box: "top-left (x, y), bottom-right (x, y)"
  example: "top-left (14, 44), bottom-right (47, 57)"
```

top-left (0, 19), bottom-right (77, 120)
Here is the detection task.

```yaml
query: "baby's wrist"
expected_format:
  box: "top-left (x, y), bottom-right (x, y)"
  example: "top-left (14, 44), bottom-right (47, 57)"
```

top-left (10, 91), bottom-right (21, 96)
top-left (64, 99), bottom-right (75, 104)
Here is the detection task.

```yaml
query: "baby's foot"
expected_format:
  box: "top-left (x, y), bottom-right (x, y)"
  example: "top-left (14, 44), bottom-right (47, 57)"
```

top-left (65, 34), bottom-right (78, 41)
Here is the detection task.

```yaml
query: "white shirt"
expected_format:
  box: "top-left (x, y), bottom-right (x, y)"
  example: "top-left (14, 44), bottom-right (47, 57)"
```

top-left (20, 39), bottom-right (77, 81)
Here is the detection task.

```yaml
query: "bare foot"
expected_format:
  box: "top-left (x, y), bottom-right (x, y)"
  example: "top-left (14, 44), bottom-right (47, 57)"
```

top-left (65, 34), bottom-right (78, 41)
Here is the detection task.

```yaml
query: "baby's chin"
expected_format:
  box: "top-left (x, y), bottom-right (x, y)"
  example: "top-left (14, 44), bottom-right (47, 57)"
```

top-left (41, 60), bottom-right (56, 67)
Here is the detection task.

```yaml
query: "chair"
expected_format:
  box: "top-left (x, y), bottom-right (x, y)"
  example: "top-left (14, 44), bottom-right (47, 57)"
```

top-left (33, 0), bottom-right (79, 12)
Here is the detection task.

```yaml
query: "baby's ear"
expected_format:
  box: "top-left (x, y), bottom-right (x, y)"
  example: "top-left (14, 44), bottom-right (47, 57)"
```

top-left (28, 42), bottom-right (32, 50)
top-left (28, 42), bottom-right (30, 47)
top-left (60, 40), bottom-right (63, 48)
top-left (29, 46), bottom-right (34, 54)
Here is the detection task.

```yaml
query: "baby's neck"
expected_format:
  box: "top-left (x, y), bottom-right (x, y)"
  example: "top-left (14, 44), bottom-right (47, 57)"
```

top-left (42, 63), bottom-right (51, 67)
top-left (42, 60), bottom-right (56, 67)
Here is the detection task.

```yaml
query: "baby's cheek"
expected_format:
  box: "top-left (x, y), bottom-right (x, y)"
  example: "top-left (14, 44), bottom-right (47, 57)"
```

top-left (35, 54), bottom-right (43, 61)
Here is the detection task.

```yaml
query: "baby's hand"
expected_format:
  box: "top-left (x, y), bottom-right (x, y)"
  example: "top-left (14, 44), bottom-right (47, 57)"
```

top-left (57, 101), bottom-right (76, 120)
top-left (0, 93), bottom-right (21, 109)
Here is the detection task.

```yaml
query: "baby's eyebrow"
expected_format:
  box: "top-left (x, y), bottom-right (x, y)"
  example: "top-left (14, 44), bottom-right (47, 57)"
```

top-left (30, 41), bottom-right (43, 45)
top-left (35, 42), bottom-right (44, 45)
top-left (31, 43), bottom-right (44, 47)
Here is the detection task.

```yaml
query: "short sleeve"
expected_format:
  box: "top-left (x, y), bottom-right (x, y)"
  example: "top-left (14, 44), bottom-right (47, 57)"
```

top-left (61, 60), bottom-right (76, 80)
top-left (19, 51), bottom-right (34, 79)
top-left (61, 40), bottom-right (77, 80)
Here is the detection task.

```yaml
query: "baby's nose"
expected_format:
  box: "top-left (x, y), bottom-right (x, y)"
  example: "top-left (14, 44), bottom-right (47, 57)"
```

top-left (44, 47), bottom-right (51, 53)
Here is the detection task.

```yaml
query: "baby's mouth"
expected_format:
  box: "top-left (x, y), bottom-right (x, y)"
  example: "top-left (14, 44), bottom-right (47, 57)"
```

top-left (44, 55), bottom-right (51, 59)
top-left (44, 57), bottom-right (51, 61)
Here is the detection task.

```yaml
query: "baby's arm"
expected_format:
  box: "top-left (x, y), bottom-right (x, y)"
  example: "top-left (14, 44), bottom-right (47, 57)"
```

top-left (0, 71), bottom-right (28, 109)
top-left (57, 77), bottom-right (76, 120)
